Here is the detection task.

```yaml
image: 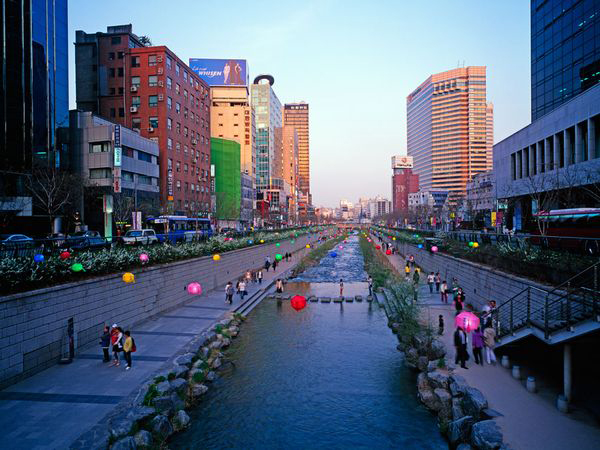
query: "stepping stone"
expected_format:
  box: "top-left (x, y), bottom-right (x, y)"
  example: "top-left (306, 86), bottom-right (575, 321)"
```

top-left (282, 295), bottom-right (291, 301)
top-left (345, 297), bottom-right (354, 302)
top-left (309, 296), bottom-right (318, 302)
top-left (320, 297), bottom-right (331, 303)
top-left (355, 295), bottom-right (363, 302)
top-left (333, 297), bottom-right (343, 303)
top-left (366, 296), bottom-right (374, 302)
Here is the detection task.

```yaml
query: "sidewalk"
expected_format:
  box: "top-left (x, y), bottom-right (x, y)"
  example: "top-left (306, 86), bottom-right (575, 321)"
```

top-left (377, 237), bottom-right (600, 450)
top-left (0, 249), bottom-right (306, 450)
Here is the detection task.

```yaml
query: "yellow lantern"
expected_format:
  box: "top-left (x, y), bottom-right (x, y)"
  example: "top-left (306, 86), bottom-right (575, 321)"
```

top-left (259, 239), bottom-right (265, 244)
top-left (213, 254), bottom-right (221, 261)
top-left (473, 242), bottom-right (479, 248)
top-left (306, 244), bottom-right (311, 249)
top-left (122, 272), bottom-right (135, 283)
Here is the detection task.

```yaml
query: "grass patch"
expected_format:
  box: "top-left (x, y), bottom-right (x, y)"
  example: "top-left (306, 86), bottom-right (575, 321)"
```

top-left (142, 384), bottom-right (159, 406)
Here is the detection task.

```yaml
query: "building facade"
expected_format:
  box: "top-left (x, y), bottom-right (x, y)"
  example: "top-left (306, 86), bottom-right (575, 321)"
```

top-left (407, 67), bottom-right (493, 201)
top-left (281, 125), bottom-right (299, 224)
top-left (0, 0), bottom-right (69, 216)
top-left (531, 0), bottom-right (600, 120)
top-left (283, 103), bottom-right (310, 200)
top-left (465, 171), bottom-right (495, 217)
top-left (211, 138), bottom-right (241, 227)
top-left (75, 25), bottom-right (212, 217)
top-left (391, 155), bottom-right (419, 216)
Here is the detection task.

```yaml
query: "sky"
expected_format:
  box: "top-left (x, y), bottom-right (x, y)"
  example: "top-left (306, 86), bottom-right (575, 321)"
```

top-left (68, 0), bottom-right (531, 209)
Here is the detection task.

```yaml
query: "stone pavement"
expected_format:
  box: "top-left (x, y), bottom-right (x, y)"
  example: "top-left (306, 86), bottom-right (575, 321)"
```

top-left (375, 236), bottom-right (600, 450)
top-left (0, 248), bottom-right (308, 450)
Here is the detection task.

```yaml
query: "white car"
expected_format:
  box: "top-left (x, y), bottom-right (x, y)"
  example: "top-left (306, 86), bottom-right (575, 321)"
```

top-left (121, 229), bottom-right (158, 246)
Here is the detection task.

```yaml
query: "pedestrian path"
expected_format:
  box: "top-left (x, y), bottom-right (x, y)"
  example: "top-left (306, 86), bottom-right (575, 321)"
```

top-left (0, 251), bottom-right (304, 450)
top-left (376, 236), bottom-right (600, 450)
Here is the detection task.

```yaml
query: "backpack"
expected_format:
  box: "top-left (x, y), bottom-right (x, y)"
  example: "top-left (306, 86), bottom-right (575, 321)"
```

top-left (131, 338), bottom-right (137, 353)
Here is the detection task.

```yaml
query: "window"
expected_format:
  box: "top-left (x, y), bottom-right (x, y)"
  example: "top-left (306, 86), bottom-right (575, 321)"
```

top-left (167, 118), bottom-right (172, 130)
top-left (118, 87), bottom-right (124, 95)
top-left (184, 108), bottom-right (188, 119)
top-left (122, 171), bottom-right (134, 182)
top-left (110, 108), bottom-right (116, 118)
top-left (175, 83), bottom-right (180, 94)
top-left (176, 161), bottom-right (181, 172)
top-left (175, 64), bottom-right (180, 75)
top-left (109, 88), bottom-right (115, 95)
top-left (132, 118), bottom-right (141, 130)
top-left (123, 147), bottom-right (134, 158)
top-left (117, 51), bottom-right (124, 59)
top-left (176, 142), bottom-right (181, 152)
top-left (166, 56), bottom-right (172, 69)
top-left (148, 55), bottom-right (157, 66)
top-left (166, 77), bottom-right (172, 89)
top-left (167, 97), bottom-right (172, 110)
top-left (138, 175), bottom-right (152, 185)
top-left (132, 96), bottom-right (140, 106)
top-left (108, 52), bottom-right (115, 60)
top-left (109, 68), bottom-right (115, 78)
top-left (190, 111), bottom-right (195, 121)
top-left (89, 142), bottom-right (110, 153)
top-left (176, 102), bottom-right (181, 114)
top-left (118, 67), bottom-right (124, 77)
top-left (149, 117), bottom-right (159, 128)
top-left (183, 71), bottom-right (187, 81)
top-left (148, 75), bottom-right (158, 87)
top-left (119, 107), bottom-right (125, 117)
top-left (89, 168), bottom-right (111, 179)
top-left (184, 163), bottom-right (188, 173)
top-left (168, 138), bottom-right (173, 150)
top-left (131, 56), bottom-right (140, 68)
top-left (184, 126), bottom-right (188, 137)
top-left (138, 151), bottom-right (152, 163)
top-left (111, 36), bottom-right (121, 45)
top-left (149, 95), bottom-right (158, 107)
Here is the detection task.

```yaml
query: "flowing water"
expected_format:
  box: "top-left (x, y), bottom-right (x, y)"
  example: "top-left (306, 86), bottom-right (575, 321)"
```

top-left (171, 236), bottom-right (447, 449)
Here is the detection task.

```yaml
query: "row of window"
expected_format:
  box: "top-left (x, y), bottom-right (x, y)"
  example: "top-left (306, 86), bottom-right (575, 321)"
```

top-left (89, 143), bottom-right (155, 162)
top-left (89, 168), bottom-right (156, 185)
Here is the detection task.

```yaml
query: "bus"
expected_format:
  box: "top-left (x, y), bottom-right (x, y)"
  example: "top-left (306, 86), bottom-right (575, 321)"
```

top-left (531, 208), bottom-right (600, 255)
top-left (146, 216), bottom-right (213, 244)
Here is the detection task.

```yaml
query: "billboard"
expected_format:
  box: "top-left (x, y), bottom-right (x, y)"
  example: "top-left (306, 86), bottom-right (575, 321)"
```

top-left (392, 155), bottom-right (413, 169)
top-left (189, 59), bottom-right (248, 86)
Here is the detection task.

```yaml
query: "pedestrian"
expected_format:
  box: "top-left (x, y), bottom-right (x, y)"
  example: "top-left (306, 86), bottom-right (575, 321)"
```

top-left (427, 272), bottom-right (435, 293)
top-left (339, 279), bottom-right (344, 297)
top-left (235, 279), bottom-right (240, 294)
top-left (438, 315), bottom-right (444, 335)
top-left (99, 325), bottom-right (110, 363)
top-left (405, 264), bottom-right (411, 280)
top-left (454, 327), bottom-right (468, 369)
top-left (472, 326), bottom-right (484, 365)
top-left (367, 276), bottom-right (373, 296)
top-left (484, 324), bottom-right (497, 365)
top-left (275, 279), bottom-right (283, 293)
top-left (265, 257), bottom-right (271, 272)
top-left (412, 268), bottom-right (420, 286)
top-left (435, 272), bottom-right (441, 292)
top-left (245, 270), bottom-right (252, 284)
top-left (123, 330), bottom-right (134, 370)
top-left (239, 280), bottom-right (247, 299)
top-left (454, 288), bottom-right (465, 314)
top-left (440, 280), bottom-right (448, 303)
top-left (285, 252), bottom-right (290, 262)
top-left (272, 259), bottom-right (278, 271)
top-left (409, 255), bottom-right (415, 268)
top-left (110, 325), bottom-right (123, 367)
top-left (257, 270), bottom-right (263, 284)
top-left (225, 281), bottom-right (234, 304)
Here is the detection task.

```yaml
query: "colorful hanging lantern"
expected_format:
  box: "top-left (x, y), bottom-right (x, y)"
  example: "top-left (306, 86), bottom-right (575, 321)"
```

top-left (468, 242), bottom-right (474, 247)
top-left (386, 249), bottom-right (392, 255)
top-left (213, 254), bottom-right (221, 261)
top-left (417, 244), bottom-right (423, 249)
top-left (291, 295), bottom-right (307, 311)
top-left (291, 240), bottom-right (295, 244)
top-left (431, 246), bottom-right (439, 253)
top-left (59, 251), bottom-right (71, 260)
top-left (275, 253), bottom-right (283, 261)
top-left (329, 251), bottom-right (337, 258)
top-left (338, 245), bottom-right (343, 250)
top-left (122, 272), bottom-right (135, 283)
top-left (473, 242), bottom-right (479, 248)
top-left (186, 282), bottom-right (202, 295)
top-left (139, 253), bottom-right (149, 263)
top-left (393, 237), bottom-right (396, 241)
top-left (259, 239), bottom-right (265, 244)
top-left (376, 245), bottom-right (381, 250)
top-left (248, 240), bottom-right (254, 245)
top-left (34, 254), bottom-right (44, 263)
top-left (306, 244), bottom-right (311, 249)
top-left (276, 243), bottom-right (281, 247)
top-left (71, 263), bottom-right (84, 272)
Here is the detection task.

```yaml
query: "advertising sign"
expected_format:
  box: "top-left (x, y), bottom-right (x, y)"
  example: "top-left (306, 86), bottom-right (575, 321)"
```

top-left (188, 58), bottom-right (248, 86)
top-left (391, 155), bottom-right (413, 169)
top-left (167, 169), bottom-right (174, 197)
top-left (114, 147), bottom-right (122, 167)
top-left (113, 167), bottom-right (121, 193)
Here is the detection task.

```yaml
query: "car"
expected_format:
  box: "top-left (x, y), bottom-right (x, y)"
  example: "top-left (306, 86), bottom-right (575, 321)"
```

top-left (68, 230), bottom-right (101, 239)
top-left (121, 229), bottom-right (159, 246)
top-left (66, 236), bottom-right (111, 252)
top-left (0, 234), bottom-right (34, 248)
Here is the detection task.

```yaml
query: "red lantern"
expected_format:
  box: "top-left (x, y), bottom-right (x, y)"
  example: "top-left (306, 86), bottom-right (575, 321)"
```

top-left (376, 245), bottom-right (381, 250)
top-left (291, 295), bottom-right (307, 311)
top-left (386, 249), bottom-right (392, 255)
top-left (59, 251), bottom-right (71, 260)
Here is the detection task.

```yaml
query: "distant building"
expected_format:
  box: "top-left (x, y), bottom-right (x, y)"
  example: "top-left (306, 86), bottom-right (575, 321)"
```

top-left (240, 173), bottom-right (254, 228)
top-left (211, 138), bottom-right (241, 229)
top-left (283, 103), bottom-right (310, 199)
top-left (407, 67), bottom-right (493, 201)
top-left (408, 190), bottom-right (449, 209)
top-left (368, 197), bottom-right (392, 219)
top-left (391, 155), bottom-right (419, 216)
top-left (465, 171), bottom-right (495, 221)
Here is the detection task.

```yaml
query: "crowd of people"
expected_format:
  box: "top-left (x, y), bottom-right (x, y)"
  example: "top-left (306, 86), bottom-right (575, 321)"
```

top-left (100, 324), bottom-right (135, 370)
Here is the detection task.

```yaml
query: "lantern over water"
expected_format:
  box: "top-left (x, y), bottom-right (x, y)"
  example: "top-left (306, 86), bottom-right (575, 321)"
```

top-left (468, 242), bottom-right (474, 247)
top-left (213, 254), bottom-right (221, 261)
top-left (338, 245), bottom-right (343, 250)
top-left (139, 253), bottom-right (149, 263)
top-left (248, 240), bottom-right (253, 245)
top-left (59, 251), bottom-right (70, 260)
top-left (291, 295), bottom-right (307, 311)
top-left (417, 244), bottom-right (423, 249)
top-left (275, 253), bottom-right (283, 261)
top-left (122, 272), bottom-right (135, 283)
top-left (291, 240), bottom-right (295, 244)
top-left (187, 282), bottom-right (202, 295)
top-left (306, 244), bottom-right (311, 249)
top-left (260, 239), bottom-right (265, 244)
top-left (276, 243), bottom-right (281, 247)
top-left (386, 249), bottom-right (392, 255)
top-left (329, 251), bottom-right (337, 258)
top-left (376, 245), bottom-right (381, 250)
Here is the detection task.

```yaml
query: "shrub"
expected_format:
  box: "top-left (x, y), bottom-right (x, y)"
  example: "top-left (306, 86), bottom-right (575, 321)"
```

top-left (192, 371), bottom-right (206, 383)
top-left (154, 375), bottom-right (166, 383)
top-left (142, 384), bottom-right (159, 406)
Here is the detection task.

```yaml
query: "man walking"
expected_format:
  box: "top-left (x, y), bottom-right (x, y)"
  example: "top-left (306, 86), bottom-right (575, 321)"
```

top-left (367, 276), bottom-right (373, 296)
top-left (123, 330), bottom-right (134, 370)
top-left (100, 326), bottom-right (110, 363)
top-left (427, 272), bottom-right (435, 293)
top-left (454, 327), bottom-right (468, 369)
top-left (225, 281), bottom-right (234, 304)
top-left (238, 280), bottom-right (247, 300)
top-left (257, 270), bottom-right (263, 284)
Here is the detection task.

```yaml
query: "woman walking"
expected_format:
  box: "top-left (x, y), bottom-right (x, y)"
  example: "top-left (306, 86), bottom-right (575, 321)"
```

top-left (275, 279), bottom-right (284, 293)
top-left (339, 279), bottom-right (344, 297)
top-left (257, 270), bottom-right (263, 284)
top-left (427, 272), bottom-right (435, 293)
top-left (484, 324), bottom-right (497, 365)
top-left (238, 280), bottom-right (247, 299)
top-left (123, 330), bottom-right (134, 370)
top-left (110, 325), bottom-right (123, 367)
top-left (472, 327), bottom-right (484, 366)
top-left (225, 281), bottom-right (234, 304)
top-left (440, 280), bottom-right (448, 303)
top-left (435, 272), bottom-right (441, 292)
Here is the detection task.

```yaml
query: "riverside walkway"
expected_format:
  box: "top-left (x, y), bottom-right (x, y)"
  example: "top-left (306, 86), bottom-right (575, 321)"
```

top-left (0, 250), bottom-right (306, 450)
top-left (378, 240), bottom-right (600, 450)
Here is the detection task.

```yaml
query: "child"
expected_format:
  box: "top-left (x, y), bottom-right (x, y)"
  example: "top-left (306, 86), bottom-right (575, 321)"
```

top-left (438, 315), bottom-right (444, 335)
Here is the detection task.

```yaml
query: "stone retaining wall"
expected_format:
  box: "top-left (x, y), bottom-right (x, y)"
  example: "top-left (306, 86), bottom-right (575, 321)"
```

top-left (0, 238), bottom-right (313, 388)
top-left (394, 241), bottom-right (553, 310)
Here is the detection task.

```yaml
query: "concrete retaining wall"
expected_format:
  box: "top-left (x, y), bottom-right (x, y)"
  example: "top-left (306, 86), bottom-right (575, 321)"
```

top-left (393, 241), bottom-right (552, 310)
top-left (0, 237), bottom-right (314, 388)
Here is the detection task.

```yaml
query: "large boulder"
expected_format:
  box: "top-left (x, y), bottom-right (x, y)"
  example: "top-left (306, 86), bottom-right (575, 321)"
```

top-left (457, 443), bottom-right (474, 450)
top-left (452, 397), bottom-right (465, 420)
top-left (405, 348), bottom-right (419, 369)
top-left (449, 374), bottom-right (469, 397)
top-left (434, 388), bottom-right (452, 420)
top-left (152, 396), bottom-right (175, 416)
top-left (134, 430), bottom-right (153, 449)
top-left (448, 416), bottom-right (474, 445)
top-left (170, 364), bottom-right (188, 379)
top-left (190, 384), bottom-right (208, 400)
top-left (175, 353), bottom-right (195, 367)
top-left (428, 339), bottom-right (446, 360)
top-left (169, 378), bottom-right (188, 395)
top-left (111, 436), bottom-right (137, 450)
top-left (417, 356), bottom-right (429, 372)
top-left (419, 388), bottom-right (441, 412)
top-left (126, 406), bottom-right (155, 428)
top-left (211, 358), bottom-right (222, 369)
top-left (108, 418), bottom-right (134, 440)
top-left (412, 332), bottom-right (431, 355)
top-left (417, 372), bottom-right (430, 392)
top-left (150, 414), bottom-right (173, 441)
top-left (209, 340), bottom-right (223, 350)
top-left (206, 371), bottom-right (217, 382)
top-left (461, 387), bottom-right (488, 420)
top-left (221, 338), bottom-right (231, 348)
top-left (172, 409), bottom-right (191, 432)
top-left (471, 420), bottom-right (503, 450)
top-left (155, 381), bottom-right (172, 396)
top-left (427, 370), bottom-right (450, 390)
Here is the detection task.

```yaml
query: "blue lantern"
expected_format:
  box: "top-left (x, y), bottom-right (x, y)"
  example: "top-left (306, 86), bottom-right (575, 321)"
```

top-left (248, 240), bottom-right (253, 245)
top-left (34, 254), bottom-right (44, 263)
top-left (417, 244), bottom-right (423, 249)
top-left (329, 251), bottom-right (337, 258)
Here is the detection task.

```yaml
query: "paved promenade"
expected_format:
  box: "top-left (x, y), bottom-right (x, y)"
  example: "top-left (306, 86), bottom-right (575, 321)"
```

top-left (0, 249), bottom-right (306, 450)
top-left (378, 238), bottom-right (600, 450)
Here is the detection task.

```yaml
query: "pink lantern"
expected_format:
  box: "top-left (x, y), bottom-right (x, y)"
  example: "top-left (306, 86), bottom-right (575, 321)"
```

top-left (431, 246), bottom-right (438, 252)
top-left (187, 282), bottom-right (202, 295)
top-left (455, 311), bottom-right (480, 333)
top-left (338, 245), bottom-right (343, 250)
top-left (139, 253), bottom-right (149, 263)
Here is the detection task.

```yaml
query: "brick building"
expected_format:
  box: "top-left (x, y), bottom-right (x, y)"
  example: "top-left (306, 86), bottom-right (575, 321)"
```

top-left (391, 156), bottom-right (419, 216)
top-left (75, 25), bottom-right (211, 216)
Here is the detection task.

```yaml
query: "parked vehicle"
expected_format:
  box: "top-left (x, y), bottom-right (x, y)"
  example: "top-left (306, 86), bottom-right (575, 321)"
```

top-left (121, 229), bottom-right (159, 246)
top-left (68, 230), bottom-right (101, 239)
top-left (0, 234), bottom-right (34, 248)
top-left (65, 236), bottom-right (111, 252)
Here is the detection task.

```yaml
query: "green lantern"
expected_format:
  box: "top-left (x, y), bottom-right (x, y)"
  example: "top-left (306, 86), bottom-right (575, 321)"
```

top-left (71, 263), bottom-right (84, 272)
top-left (275, 253), bottom-right (283, 261)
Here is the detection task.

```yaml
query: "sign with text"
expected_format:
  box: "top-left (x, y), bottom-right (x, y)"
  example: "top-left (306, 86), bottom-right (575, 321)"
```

top-left (114, 147), bottom-right (122, 167)
top-left (189, 58), bottom-right (248, 86)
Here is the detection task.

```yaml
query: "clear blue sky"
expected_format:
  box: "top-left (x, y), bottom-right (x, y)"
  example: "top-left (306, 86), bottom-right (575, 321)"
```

top-left (68, 0), bottom-right (531, 208)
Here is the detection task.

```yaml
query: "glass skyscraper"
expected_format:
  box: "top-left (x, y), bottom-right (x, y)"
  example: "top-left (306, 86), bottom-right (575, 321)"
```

top-left (531, 0), bottom-right (600, 120)
top-left (0, 0), bottom-right (69, 198)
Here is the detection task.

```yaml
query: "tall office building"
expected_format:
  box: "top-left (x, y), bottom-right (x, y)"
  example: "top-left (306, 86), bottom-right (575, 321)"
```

top-left (407, 66), bottom-right (492, 200)
top-left (281, 125), bottom-right (299, 223)
top-left (0, 0), bottom-right (69, 213)
top-left (75, 26), bottom-right (212, 216)
top-left (531, 0), bottom-right (600, 120)
top-left (283, 103), bottom-right (309, 201)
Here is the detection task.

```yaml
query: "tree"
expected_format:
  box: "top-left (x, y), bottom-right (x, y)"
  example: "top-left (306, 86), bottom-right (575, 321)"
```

top-left (523, 171), bottom-right (561, 235)
top-left (138, 35), bottom-right (152, 46)
top-left (112, 193), bottom-right (134, 229)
